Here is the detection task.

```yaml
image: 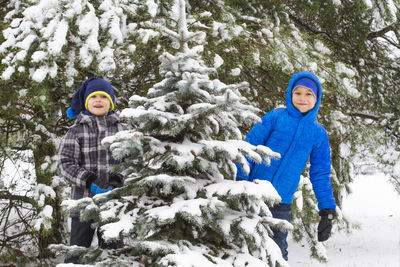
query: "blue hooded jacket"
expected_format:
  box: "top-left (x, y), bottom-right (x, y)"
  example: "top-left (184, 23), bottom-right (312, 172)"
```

top-left (236, 71), bottom-right (336, 210)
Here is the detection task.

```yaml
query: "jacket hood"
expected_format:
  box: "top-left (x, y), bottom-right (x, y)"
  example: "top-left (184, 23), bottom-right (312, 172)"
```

top-left (286, 71), bottom-right (322, 121)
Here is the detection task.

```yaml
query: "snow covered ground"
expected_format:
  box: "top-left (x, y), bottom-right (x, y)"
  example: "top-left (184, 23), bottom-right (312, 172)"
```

top-left (288, 173), bottom-right (400, 267)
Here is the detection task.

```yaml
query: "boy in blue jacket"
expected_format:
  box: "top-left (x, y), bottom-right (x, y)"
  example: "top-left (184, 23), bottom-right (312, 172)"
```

top-left (236, 71), bottom-right (336, 260)
top-left (58, 78), bottom-right (126, 263)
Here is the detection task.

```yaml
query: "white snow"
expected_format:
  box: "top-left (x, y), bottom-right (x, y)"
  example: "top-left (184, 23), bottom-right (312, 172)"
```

top-left (34, 204), bottom-right (53, 231)
top-left (1, 150), bottom-right (36, 194)
top-left (32, 65), bottom-right (49, 82)
top-left (100, 213), bottom-right (134, 239)
top-left (1, 66), bottom-right (15, 80)
top-left (253, 51), bottom-right (261, 66)
top-left (48, 19), bottom-right (68, 56)
top-left (387, 0), bottom-right (397, 21)
top-left (146, 0), bottom-right (158, 17)
top-left (380, 31), bottom-right (400, 60)
top-left (31, 51), bottom-right (47, 62)
top-left (16, 34), bottom-right (37, 50)
top-left (231, 68), bottom-right (241, 76)
top-left (98, 47), bottom-right (116, 72)
top-left (14, 50), bottom-right (27, 61)
top-left (137, 28), bottom-right (159, 44)
top-left (335, 62), bottom-right (356, 78)
top-left (145, 197), bottom-right (225, 228)
top-left (214, 54), bottom-right (224, 69)
top-left (362, 0), bottom-right (373, 9)
top-left (205, 179), bottom-right (281, 205)
top-left (289, 173), bottom-right (400, 266)
top-left (160, 250), bottom-right (232, 267)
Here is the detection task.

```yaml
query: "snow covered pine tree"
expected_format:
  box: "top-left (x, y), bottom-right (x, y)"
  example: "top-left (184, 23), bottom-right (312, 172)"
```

top-left (53, 0), bottom-right (291, 266)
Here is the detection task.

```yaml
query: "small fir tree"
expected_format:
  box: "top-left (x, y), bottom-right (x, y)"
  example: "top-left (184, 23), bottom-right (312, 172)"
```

top-left (53, 0), bottom-right (290, 266)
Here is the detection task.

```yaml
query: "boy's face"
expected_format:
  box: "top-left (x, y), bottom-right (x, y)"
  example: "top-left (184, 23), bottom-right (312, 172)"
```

top-left (87, 93), bottom-right (111, 116)
top-left (292, 86), bottom-right (316, 113)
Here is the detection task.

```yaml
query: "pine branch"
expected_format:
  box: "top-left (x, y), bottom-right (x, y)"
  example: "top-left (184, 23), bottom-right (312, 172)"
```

top-left (350, 112), bottom-right (380, 121)
top-left (301, 217), bottom-right (317, 247)
top-left (367, 24), bottom-right (397, 40)
top-left (0, 230), bottom-right (34, 247)
top-left (0, 190), bottom-right (38, 207)
top-left (287, 13), bottom-right (336, 45)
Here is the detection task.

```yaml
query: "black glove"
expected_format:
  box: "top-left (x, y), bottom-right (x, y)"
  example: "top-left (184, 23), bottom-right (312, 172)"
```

top-left (108, 173), bottom-right (124, 188)
top-left (318, 209), bottom-right (336, 242)
top-left (85, 172), bottom-right (97, 189)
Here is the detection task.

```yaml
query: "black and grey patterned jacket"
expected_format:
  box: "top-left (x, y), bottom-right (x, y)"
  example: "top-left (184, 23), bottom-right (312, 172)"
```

top-left (57, 113), bottom-right (126, 217)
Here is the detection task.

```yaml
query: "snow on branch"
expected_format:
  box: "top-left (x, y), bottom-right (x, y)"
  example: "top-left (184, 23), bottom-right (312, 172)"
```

top-left (205, 179), bottom-right (281, 207)
top-left (159, 0), bottom-right (206, 52)
top-left (199, 140), bottom-right (280, 176)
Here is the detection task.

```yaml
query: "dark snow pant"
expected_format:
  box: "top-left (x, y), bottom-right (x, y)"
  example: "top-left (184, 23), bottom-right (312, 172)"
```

top-left (270, 203), bottom-right (291, 261)
top-left (64, 217), bottom-right (123, 264)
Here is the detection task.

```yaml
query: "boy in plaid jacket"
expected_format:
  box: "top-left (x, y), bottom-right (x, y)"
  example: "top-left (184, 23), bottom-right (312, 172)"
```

top-left (58, 78), bottom-right (126, 263)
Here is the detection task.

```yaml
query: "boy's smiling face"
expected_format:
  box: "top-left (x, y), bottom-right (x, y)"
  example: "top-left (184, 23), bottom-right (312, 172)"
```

top-left (87, 93), bottom-right (111, 116)
top-left (292, 86), bottom-right (316, 113)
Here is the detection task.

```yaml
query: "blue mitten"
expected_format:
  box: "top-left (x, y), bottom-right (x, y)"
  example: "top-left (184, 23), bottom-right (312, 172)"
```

top-left (90, 184), bottom-right (113, 195)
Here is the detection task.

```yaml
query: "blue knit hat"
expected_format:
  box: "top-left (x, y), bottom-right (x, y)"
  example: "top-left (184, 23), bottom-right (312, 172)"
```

top-left (292, 77), bottom-right (318, 99)
top-left (66, 78), bottom-right (115, 119)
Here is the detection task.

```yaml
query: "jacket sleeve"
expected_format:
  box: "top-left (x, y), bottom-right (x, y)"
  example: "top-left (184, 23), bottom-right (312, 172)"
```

top-left (309, 127), bottom-right (336, 210)
top-left (57, 128), bottom-right (91, 188)
top-left (236, 111), bottom-right (275, 180)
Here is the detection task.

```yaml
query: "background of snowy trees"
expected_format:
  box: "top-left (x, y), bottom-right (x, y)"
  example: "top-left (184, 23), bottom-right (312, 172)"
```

top-left (0, 0), bottom-right (399, 265)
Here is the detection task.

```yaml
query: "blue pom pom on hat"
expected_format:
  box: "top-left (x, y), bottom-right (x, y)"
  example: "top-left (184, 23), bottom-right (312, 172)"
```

top-left (292, 77), bottom-right (319, 99)
top-left (66, 78), bottom-right (116, 119)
